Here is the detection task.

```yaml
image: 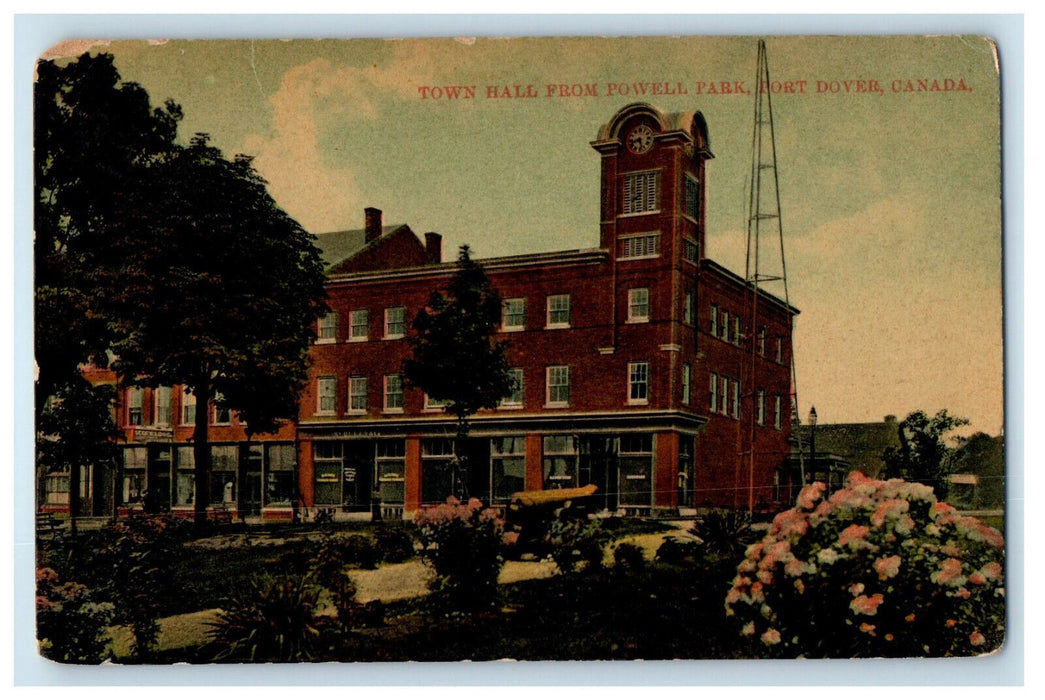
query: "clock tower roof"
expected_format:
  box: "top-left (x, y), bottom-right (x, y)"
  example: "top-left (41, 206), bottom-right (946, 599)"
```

top-left (592, 102), bottom-right (712, 157)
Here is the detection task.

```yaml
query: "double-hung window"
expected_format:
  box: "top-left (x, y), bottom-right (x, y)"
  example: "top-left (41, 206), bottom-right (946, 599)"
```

top-left (546, 294), bottom-right (571, 328)
top-left (710, 372), bottom-right (719, 412)
top-left (317, 377), bottom-right (337, 415)
top-left (628, 362), bottom-right (650, 404)
top-left (628, 288), bottom-right (650, 323)
top-left (213, 392), bottom-right (232, 424)
top-left (384, 307), bottom-right (406, 339)
top-left (682, 363), bottom-right (691, 404)
top-left (683, 292), bottom-right (694, 325)
top-left (756, 389), bottom-right (766, 426)
top-left (317, 313), bottom-right (337, 343)
top-left (127, 387), bottom-right (143, 426)
top-left (623, 171), bottom-right (659, 214)
top-left (181, 387), bottom-right (196, 425)
top-left (502, 298), bottom-right (526, 331)
top-left (153, 386), bottom-right (171, 426)
top-left (348, 376), bottom-right (368, 413)
top-left (501, 368), bottom-right (524, 408)
top-left (350, 309), bottom-right (369, 341)
top-left (384, 374), bottom-right (404, 411)
top-left (546, 366), bottom-right (570, 407)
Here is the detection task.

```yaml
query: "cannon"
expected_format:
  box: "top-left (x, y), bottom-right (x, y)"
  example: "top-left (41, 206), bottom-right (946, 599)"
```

top-left (504, 484), bottom-right (599, 555)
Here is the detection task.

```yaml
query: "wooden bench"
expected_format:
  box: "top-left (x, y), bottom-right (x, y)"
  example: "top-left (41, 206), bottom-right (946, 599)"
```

top-left (36, 512), bottom-right (64, 538)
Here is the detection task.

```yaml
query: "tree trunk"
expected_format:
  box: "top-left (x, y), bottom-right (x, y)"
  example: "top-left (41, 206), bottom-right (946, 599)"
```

top-left (192, 378), bottom-right (211, 527)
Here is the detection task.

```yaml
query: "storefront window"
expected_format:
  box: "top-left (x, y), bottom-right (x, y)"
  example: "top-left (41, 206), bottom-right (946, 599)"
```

top-left (123, 446), bottom-right (148, 504)
top-left (313, 442), bottom-right (343, 506)
top-left (175, 446), bottom-right (195, 506)
top-left (543, 435), bottom-right (579, 489)
top-left (421, 438), bottom-right (455, 504)
top-left (491, 436), bottom-right (526, 502)
top-left (210, 444), bottom-right (238, 505)
top-left (376, 440), bottom-right (406, 506)
top-left (266, 444), bottom-right (296, 506)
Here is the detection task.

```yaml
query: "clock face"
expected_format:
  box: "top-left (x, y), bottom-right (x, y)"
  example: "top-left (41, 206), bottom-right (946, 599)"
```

top-left (627, 125), bottom-right (655, 154)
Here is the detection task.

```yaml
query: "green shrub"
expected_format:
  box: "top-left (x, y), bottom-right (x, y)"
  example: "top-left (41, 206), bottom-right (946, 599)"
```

top-left (415, 497), bottom-right (505, 609)
top-left (209, 573), bottom-right (326, 662)
top-left (612, 541), bottom-right (647, 573)
top-left (655, 535), bottom-right (702, 566)
top-left (691, 510), bottom-right (758, 562)
top-left (375, 526), bottom-right (416, 563)
top-left (548, 516), bottom-right (609, 574)
top-left (36, 567), bottom-right (114, 664)
top-left (726, 473), bottom-right (1006, 658)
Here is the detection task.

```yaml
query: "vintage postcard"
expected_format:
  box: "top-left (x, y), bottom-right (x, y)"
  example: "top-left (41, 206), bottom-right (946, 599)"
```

top-left (32, 34), bottom-right (1005, 665)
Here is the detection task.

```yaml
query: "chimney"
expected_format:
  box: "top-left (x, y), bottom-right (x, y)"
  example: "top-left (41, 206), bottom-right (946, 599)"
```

top-left (884, 414), bottom-right (897, 423)
top-left (364, 207), bottom-right (382, 243)
top-left (424, 232), bottom-right (443, 264)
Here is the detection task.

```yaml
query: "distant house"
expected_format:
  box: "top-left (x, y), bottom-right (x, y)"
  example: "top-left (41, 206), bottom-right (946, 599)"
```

top-left (786, 415), bottom-right (902, 498)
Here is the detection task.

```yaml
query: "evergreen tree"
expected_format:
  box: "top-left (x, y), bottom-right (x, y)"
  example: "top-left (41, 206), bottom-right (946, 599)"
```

top-left (404, 246), bottom-right (514, 497)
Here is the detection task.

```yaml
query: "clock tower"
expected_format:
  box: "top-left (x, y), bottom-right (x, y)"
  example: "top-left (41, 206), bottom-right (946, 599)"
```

top-left (591, 103), bottom-right (713, 264)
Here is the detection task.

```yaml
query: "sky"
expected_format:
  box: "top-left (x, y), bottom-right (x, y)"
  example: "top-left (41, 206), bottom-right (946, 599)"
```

top-left (39, 34), bottom-right (1005, 436)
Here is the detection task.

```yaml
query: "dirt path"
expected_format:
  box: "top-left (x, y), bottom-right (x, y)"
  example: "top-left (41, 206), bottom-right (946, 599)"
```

top-left (109, 521), bottom-right (696, 656)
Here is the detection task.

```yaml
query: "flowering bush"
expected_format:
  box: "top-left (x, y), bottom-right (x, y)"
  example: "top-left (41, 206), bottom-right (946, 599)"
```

top-left (548, 516), bottom-right (609, 573)
top-left (415, 496), bottom-right (505, 608)
top-left (36, 567), bottom-right (115, 663)
top-left (725, 473), bottom-right (1005, 658)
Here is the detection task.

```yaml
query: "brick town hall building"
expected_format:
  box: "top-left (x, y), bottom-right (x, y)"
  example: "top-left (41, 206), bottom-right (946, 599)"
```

top-left (40, 102), bottom-right (799, 522)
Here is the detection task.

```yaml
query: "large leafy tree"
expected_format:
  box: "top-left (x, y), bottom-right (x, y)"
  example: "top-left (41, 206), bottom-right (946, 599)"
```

top-left (404, 246), bottom-right (514, 496)
top-left (35, 54), bottom-right (328, 524)
top-left (105, 135), bottom-right (328, 524)
top-left (883, 409), bottom-right (970, 499)
top-left (34, 53), bottom-right (182, 412)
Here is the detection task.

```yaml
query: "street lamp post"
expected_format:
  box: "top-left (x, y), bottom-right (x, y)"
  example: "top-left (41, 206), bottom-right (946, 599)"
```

top-left (808, 406), bottom-right (818, 487)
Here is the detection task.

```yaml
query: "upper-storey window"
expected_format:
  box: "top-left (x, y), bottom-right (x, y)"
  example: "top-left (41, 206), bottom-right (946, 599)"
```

top-left (500, 368), bottom-right (524, 408)
top-left (710, 305), bottom-right (718, 337)
top-left (683, 291), bottom-right (694, 325)
top-left (385, 307), bottom-right (406, 339)
top-left (627, 288), bottom-right (650, 323)
top-left (546, 365), bottom-right (571, 407)
top-left (682, 237), bottom-right (699, 264)
top-left (127, 387), bottom-right (143, 426)
top-left (623, 171), bottom-right (659, 215)
top-left (153, 386), bottom-right (171, 426)
top-left (684, 174), bottom-right (701, 221)
top-left (384, 374), bottom-right (405, 411)
top-left (620, 233), bottom-right (660, 259)
top-left (317, 313), bottom-right (337, 343)
top-left (546, 294), bottom-right (571, 328)
top-left (628, 362), bottom-right (650, 405)
top-left (502, 298), bottom-right (526, 331)
top-left (213, 392), bottom-right (232, 424)
top-left (317, 377), bottom-right (337, 416)
top-left (350, 309), bottom-right (369, 341)
top-left (181, 387), bottom-right (196, 425)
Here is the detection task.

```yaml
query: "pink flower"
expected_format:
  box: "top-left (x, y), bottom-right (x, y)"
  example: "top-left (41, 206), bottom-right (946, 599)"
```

top-left (941, 544), bottom-right (963, 558)
top-left (969, 631), bottom-right (986, 647)
top-left (930, 502), bottom-right (956, 519)
top-left (771, 509), bottom-right (809, 537)
top-left (838, 524), bottom-right (871, 548)
top-left (749, 581), bottom-right (765, 602)
top-left (980, 561), bottom-right (1003, 581)
top-left (859, 622), bottom-right (876, 635)
top-left (849, 582), bottom-right (866, 596)
top-left (797, 482), bottom-right (826, 510)
top-left (850, 593), bottom-right (885, 616)
top-left (761, 628), bottom-right (781, 645)
top-left (955, 587), bottom-right (971, 600)
top-left (873, 555), bottom-right (902, 580)
top-left (968, 571), bottom-right (987, 586)
top-left (741, 621), bottom-right (755, 637)
top-left (871, 499), bottom-right (909, 528)
top-left (756, 569), bottom-right (773, 585)
top-left (784, 558), bottom-right (810, 578)
top-left (905, 613), bottom-right (916, 623)
top-left (933, 558), bottom-right (965, 587)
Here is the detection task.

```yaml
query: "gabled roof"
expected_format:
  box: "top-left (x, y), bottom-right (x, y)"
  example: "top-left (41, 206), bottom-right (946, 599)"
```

top-left (313, 225), bottom-right (405, 269)
top-left (793, 420), bottom-right (902, 477)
